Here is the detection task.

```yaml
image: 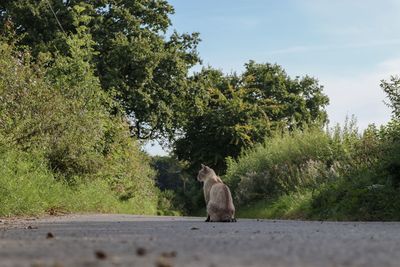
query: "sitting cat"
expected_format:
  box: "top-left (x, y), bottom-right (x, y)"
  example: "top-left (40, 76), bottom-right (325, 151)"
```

top-left (197, 164), bottom-right (236, 222)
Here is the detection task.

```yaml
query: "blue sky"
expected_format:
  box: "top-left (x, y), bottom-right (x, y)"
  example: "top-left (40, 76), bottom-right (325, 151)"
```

top-left (145, 0), bottom-right (400, 155)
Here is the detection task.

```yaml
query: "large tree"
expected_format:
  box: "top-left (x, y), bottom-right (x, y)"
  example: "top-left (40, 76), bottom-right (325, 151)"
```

top-left (0, 0), bottom-right (200, 140)
top-left (175, 62), bottom-right (329, 174)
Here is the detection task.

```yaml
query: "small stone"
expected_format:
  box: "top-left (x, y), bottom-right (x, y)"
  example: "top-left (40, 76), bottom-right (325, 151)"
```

top-left (95, 250), bottom-right (107, 260)
top-left (136, 247), bottom-right (147, 256)
top-left (46, 232), bottom-right (54, 239)
top-left (190, 227), bottom-right (199, 230)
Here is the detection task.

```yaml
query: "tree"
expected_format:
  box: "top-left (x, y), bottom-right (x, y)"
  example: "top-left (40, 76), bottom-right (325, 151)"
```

top-left (174, 63), bottom-right (329, 174)
top-left (242, 61), bottom-right (329, 129)
top-left (0, 7), bottom-right (158, 207)
top-left (151, 156), bottom-right (185, 191)
top-left (0, 0), bottom-right (201, 141)
top-left (381, 76), bottom-right (400, 119)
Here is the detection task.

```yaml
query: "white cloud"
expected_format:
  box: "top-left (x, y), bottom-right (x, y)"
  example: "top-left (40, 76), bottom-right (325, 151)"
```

top-left (266, 39), bottom-right (400, 55)
top-left (320, 57), bottom-right (400, 129)
top-left (296, 0), bottom-right (400, 40)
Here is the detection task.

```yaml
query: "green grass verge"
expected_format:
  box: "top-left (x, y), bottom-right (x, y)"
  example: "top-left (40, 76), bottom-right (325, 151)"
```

top-left (236, 180), bottom-right (400, 221)
top-left (0, 146), bottom-right (158, 217)
top-left (237, 190), bottom-right (313, 219)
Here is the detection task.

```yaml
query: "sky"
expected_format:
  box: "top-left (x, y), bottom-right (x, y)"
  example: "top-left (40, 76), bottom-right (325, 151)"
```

top-left (145, 0), bottom-right (400, 156)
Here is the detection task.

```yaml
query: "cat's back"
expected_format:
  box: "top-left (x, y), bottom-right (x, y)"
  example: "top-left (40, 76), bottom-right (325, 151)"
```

top-left (209, 183), bottom-right (234, 210)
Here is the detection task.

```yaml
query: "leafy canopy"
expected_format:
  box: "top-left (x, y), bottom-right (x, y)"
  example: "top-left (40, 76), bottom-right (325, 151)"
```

top-left (175, 62), bottom-right (329, 173)
top-left (0, 7), bottom-right (158, 208)
top-left (0, 0), bottom-right (201, 141)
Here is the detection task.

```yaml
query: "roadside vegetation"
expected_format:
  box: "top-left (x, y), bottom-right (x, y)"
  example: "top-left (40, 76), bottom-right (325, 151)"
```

top-left (1, 1), bottom-right (399, 220)
top-left (226, 116), bottom-right (400, 221)
top-left (0, 7), bottom-right (160, 216)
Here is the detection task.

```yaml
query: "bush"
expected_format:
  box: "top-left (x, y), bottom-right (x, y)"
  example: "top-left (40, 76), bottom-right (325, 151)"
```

top-left (310, 175), bottom-right (400, 221)
top-left (379, 120), bottom-right (400, 187)
top-left (0, 137), bottom-right (158, 217)
top-left (0, 141), bottom-right (63, 216)
top-left (225, 116), bottom-right (400, 220)
top-left (0, 31), bottom-right (159, 216)
top-left (224, 127), bottom-right (344, 205)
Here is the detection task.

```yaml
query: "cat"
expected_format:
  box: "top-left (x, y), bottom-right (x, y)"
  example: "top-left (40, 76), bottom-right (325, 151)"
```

top-left (197, 164), bottom-right (236, 222)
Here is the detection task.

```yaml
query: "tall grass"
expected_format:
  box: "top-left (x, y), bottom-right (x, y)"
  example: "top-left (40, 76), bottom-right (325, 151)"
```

top-left (0, 142), bottom-right (158, 217)
top-left (225, 120), bottom-right (400, 221)
top-left (237, 190), bottom-right (313, 219)
top-left (225, 127), bottom-right (345, 205)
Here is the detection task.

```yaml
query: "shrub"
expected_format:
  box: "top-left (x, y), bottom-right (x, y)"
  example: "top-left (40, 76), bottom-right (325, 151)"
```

top-left (0, 137), bottom-right (158, 217)
top-left (226, 116), bottom-right (400, 220)
top-left (0, 29), bottom-right (159, 216)
top-left (224, 118), bottom-right (383, 206)
top-left (224, 127), bottom-right (342, 205)
top-left (310, 174), bottom-right (400, 221)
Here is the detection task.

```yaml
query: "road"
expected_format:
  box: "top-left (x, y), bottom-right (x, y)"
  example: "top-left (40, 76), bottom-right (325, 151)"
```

top-left (1, 214), bottom-right (400, 267)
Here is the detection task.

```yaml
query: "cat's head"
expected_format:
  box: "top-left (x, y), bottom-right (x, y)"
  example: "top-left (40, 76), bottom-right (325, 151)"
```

top-left (197, 164), bottom-right (216, 182)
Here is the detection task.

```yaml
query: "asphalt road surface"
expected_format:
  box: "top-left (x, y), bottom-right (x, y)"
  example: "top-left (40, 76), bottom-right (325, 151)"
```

top-left (1, 214), bottom-right (400, 267)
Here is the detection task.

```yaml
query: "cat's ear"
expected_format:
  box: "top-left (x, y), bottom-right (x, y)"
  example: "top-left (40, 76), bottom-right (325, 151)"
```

top-left (201, 164), bottom-right (205, 169)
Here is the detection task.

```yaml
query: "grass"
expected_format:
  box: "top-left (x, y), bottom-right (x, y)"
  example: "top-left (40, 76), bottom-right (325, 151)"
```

top-left (308, 177), bottom-right (400, 221)
top-left (225, 122), bottom-right (400, 221)
top-left (0, 145), bottom-right (158, 217)
top-left (237, 190), bottom-right (313, 220)
top-left (235, 174), bottom-right (400, 221)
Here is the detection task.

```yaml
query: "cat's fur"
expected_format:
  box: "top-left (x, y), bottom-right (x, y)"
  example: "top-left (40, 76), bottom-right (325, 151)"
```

top-left (197, 164), bottom-right (236, 222)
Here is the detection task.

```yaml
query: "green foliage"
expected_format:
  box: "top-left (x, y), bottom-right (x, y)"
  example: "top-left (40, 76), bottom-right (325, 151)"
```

top-left (0, 141), bottom-right (62, 216)
top-left (0, 139), bottom-right (156, 217)
top-left (237, 190), bottom-right (313, 220)
top-left (175, 69), bottom-right (268, 173)
top-left (2, 0), bottom-right (399, 221)
top-left (0, 0), bottom-right (201, 141)
top-left (242, 61), bottom-right (329, 128)
top-left (309, 175), bottom-right (400, 221)
top-left (224, 127), bottom-right (340, 205)
top-left (151, 156), bottom-right (185, 191)
top-left (0, 29), bottom-right (159, 216)
top-left (175, 63), bottom-right (329, 174)
top-left (151, 156), bottom-right (204, 214)
top-left (381, 76), bottom-right (400, 118)
top-left (378, 120), bottom-right (400, 188)
top-left (156, 190), bottom-right (181, 216)
top-left (225, 115), bottom-right (400, 221)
